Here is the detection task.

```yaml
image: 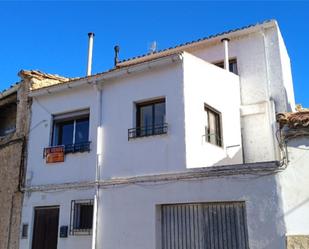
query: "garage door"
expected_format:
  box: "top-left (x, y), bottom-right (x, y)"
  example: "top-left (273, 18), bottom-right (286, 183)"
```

top-left (161, 202), bottom-right (249, 249)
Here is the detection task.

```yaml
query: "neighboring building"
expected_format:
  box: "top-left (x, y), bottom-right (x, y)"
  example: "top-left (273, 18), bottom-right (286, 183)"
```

top-left (0, 82), bottom-right (27, 249)
top-left (277, 108), bottom-right (309, 249)
top-left (0, 71), bottom-right (70, 249)
top-left (18, 19), bottom-right (308, 249)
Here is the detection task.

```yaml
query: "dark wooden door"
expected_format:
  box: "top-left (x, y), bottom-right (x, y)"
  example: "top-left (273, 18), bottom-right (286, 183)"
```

top-left (32, 207), bottom-right (59, 249)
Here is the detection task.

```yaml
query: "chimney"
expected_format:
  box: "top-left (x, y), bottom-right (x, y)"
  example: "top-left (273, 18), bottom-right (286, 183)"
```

top-left (87, 32), bottom-right (95, 76)
top-left (114, 45), bottom-right (120, 67)
top-left (221, 38), bottom-right (230, 71)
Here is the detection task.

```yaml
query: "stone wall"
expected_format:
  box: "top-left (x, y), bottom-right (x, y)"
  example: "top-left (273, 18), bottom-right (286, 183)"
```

top-left (287, 236), bottom-right (309, 249)
top-left (0, 79), bottom-right (29, 249)
top-left (0, 142), bottom-right (23, 249)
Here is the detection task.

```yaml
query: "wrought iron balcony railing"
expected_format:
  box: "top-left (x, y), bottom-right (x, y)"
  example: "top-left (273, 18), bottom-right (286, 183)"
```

top-left (128, 123), bottom-right (168, 140)
top-left (64, 141), bottom-right (91, 153)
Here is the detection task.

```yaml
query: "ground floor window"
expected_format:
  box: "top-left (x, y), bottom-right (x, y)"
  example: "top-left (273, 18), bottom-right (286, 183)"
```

top-left (161, 202), bottom-right (249, 249)
top-left (70, 199), bottom-right (94, 235)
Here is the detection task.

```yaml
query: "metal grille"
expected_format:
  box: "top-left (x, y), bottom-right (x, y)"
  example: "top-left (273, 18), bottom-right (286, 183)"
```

top-left (161, 202), bottom-right (249, 249)
top-left (70, 199), bottom-right (93, 235)
top-left (64, 141), bottom-right (91, 153)
top-left (128, 123), bottom-right (168, 140)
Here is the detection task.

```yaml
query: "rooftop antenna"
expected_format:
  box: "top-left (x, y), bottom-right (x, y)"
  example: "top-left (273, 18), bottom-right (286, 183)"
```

top-left (149, 41), bottom-right (157, 54)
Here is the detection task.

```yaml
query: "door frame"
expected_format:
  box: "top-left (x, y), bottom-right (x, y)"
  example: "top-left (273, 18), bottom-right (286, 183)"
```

top-left (31, 206), bottom-right (60, 249)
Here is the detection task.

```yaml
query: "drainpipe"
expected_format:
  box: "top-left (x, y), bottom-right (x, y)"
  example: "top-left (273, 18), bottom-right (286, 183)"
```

top-left (87, 32), bottom-right (95, 76)
top-left (221, 38), bottom-right (230, 71)
top-left (92, 82), bottom-right (102, 249)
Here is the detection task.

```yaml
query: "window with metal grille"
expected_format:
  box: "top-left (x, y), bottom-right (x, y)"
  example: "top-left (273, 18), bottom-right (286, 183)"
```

top-left (128, 98), bottom-right (167, 139)
top-left (161, 202), bottom-right (249, 249)
top-left (205, 104), bottom-right (222, 147)
top-left (51, 109), bottom-right (90, 153)
top-left (214, 58), bottom-right (238, 75)
top-left (70, 200), bottom-right (93, 235)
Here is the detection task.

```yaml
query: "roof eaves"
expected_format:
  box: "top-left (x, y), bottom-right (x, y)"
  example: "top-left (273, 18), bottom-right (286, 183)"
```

top-left (29, 52), bottom-right (183, 97)
top-left (0, 82), bottom-right (20, 100)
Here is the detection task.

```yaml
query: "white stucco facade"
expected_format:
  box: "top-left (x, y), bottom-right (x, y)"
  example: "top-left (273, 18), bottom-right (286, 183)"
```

top-left (19, 20), bottom-right (307, 249)
top-left (280, 137), bottom-right (309, 235)
top-left (26, 85), bottom-right (97, 185)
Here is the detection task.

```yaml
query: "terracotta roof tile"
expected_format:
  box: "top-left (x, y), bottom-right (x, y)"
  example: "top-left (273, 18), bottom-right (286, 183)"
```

top-left (277, 110), bottom-right (309, 128)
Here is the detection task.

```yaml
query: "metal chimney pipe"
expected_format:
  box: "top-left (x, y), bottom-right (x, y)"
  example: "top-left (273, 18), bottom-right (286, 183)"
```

top-left (87, 32), bottom-right (95, 76)
top-left (114, 45), bottom-right (120, 67)
top-left (221, 38), bottom-right (230, 71)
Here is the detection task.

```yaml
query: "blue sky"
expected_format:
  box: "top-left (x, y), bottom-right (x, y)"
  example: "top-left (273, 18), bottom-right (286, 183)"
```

top-left (0, 1), bottom-right (308, 107)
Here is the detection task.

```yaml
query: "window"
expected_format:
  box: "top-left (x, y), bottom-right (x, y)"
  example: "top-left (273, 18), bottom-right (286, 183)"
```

top-left (0, 95), bottom-right (17, 137)
top-left (214, 58), bottom-right (238, 75)
top-left (52, 109), bottom-right (90, 153)
top-left (70, 200), bottom-right (93, 235)
top-left (128, 98), bottom-right (167, 139)
top-left (161, 202), bottom-right (249, 249)
top-left (205, 104), bottom-right (222, 147)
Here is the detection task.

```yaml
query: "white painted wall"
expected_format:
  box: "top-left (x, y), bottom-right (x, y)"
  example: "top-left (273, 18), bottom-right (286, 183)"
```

top-left (96, 173), bottom-right (286, 249)
top-left (26, 85), bottom-right (97, 185)
top-left (19, 189), bottom-right (94, 249)
top-left (276, 27), bottom-right (296, 112)
top-left (280, 137), bottom-right (309, 235)
top-left (99, 61), bottom-right (187, 178)
top-left (183, 24), bottom-right (293, 163)
top-left (183, 52), bottom-right (242, 167)
top-left (188, 32), bottom-right (269, 106)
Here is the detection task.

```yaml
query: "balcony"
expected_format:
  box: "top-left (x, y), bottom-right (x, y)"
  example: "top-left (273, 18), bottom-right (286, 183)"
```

top-left (43, 141), bottom-right (91, 159)
top-left (128, 123), bottom-right (168, 140)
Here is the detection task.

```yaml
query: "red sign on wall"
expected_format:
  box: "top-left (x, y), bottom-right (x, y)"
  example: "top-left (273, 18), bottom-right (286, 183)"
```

top-left (44, 146), bottom-right (65, 163)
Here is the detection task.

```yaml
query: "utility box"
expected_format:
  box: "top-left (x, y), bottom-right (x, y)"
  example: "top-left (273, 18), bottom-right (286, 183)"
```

top-left (59, 226), bottom-right (68, 238)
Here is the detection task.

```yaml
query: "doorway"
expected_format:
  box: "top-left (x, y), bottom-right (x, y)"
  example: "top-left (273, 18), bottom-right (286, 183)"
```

top-left (32, 206), bottom-right (59, 249)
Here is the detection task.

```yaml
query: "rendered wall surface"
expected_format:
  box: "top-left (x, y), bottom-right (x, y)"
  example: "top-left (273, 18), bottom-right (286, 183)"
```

top-left (280, 137), bottom-right (309, 237)
top-left (26, 85), bottom-right (97, 186)
top-left (183, 52), bottom-right (242, 167)
top-left (96, 172), bottom-right (286, 249)
top-left (185, 26), bottom-right (291, 163)
top-left (19, 189), bottom-right (94, 249)
top-left (100, 61), bottom-right (186, 178)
